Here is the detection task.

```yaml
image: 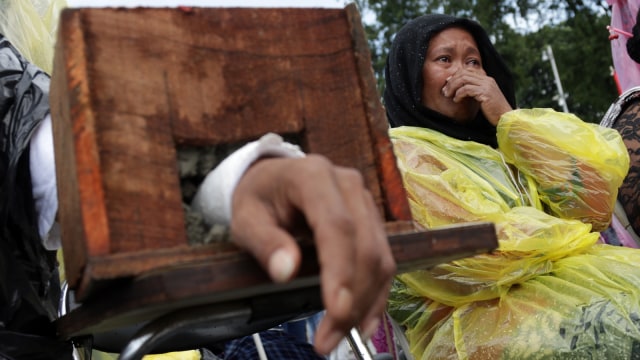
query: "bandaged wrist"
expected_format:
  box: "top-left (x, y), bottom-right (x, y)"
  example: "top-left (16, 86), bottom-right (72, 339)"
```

top-left (191, 133), bottom-right (305, 225)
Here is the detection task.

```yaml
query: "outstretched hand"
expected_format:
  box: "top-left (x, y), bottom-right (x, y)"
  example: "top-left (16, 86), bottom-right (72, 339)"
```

top-left (230, 155), bottom-right (396, 355)
top-left (442, 68), bottom-right (513, 125)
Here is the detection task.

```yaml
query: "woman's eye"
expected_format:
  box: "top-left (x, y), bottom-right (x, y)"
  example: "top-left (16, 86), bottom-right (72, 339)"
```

top-left (467, 59), bottom-right (481, 66)
top-left (436, 56), bottom-right (450, 63)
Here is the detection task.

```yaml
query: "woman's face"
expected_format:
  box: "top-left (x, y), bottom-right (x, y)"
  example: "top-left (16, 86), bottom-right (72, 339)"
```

top-left (421, 27), bottom-right (482, 123)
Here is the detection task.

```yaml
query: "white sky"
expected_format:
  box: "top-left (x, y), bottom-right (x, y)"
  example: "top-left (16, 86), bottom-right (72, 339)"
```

top-left (66, 0), bottom-right (347, 8)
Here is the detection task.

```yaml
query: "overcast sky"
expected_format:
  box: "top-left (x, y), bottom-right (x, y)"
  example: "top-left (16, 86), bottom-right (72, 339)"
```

top-left (66, 0), bottom-right (347, 8)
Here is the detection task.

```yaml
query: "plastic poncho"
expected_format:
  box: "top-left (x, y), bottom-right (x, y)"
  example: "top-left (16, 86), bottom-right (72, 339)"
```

top-left (388, 108), bottom-right (638, 360)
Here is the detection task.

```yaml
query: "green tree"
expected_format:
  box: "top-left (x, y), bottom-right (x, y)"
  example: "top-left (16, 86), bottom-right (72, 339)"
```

top-left (354, 0), bottom-right (618, 123)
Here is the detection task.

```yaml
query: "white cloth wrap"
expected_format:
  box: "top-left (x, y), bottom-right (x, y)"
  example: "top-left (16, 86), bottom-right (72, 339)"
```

top-left (191, 133), bottom-right (305, 225)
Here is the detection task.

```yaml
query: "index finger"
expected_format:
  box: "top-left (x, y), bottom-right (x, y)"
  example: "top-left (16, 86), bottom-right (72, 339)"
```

top-left (283, 157), bottom-right (377, 352)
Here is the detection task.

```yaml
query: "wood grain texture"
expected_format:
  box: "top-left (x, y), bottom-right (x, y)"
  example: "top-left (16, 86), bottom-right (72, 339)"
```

top-left (52, 5), bottom-right (412, 297)
top-left (345, 5), bottom-right (412, 221)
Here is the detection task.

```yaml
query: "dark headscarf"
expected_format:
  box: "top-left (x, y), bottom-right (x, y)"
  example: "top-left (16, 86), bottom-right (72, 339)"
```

top-left (383, 14), bottom-right (516, 147)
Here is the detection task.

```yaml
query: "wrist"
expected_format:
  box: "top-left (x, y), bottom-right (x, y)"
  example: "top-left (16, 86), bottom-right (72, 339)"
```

top-left (191, 133), bottom-right (305, 225)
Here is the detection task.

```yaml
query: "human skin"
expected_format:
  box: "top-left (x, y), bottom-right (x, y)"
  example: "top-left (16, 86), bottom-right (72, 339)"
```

top-left (422, 27), bottom-right (512, 126)
top-left (230, 155), bottom-right (396, 355)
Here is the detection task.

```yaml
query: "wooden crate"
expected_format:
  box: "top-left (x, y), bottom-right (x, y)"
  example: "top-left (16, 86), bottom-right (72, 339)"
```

top-left (51, 4), bottom-right (411, 300)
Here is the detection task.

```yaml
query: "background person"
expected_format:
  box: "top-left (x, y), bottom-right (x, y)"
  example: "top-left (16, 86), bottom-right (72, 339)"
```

top-left (383, 13), bottom-right (637, 359)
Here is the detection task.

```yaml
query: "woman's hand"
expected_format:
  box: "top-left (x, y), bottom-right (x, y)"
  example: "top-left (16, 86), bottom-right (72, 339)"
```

top-left (442, 68), bottom-right (513, 125)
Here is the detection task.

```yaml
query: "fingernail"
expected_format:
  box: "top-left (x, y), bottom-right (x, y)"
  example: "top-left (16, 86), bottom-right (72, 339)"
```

top-left (336, 287), bottom-right (353, 315)
top-left (361, 317), bottom-right (380, 340)
top-left (269, 249), bottom-right (294, 283)
top-left (446, 76), bottom-right (452, 81)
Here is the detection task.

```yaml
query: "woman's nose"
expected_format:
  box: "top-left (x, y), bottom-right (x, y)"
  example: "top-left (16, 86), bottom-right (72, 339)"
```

top-left (445, 64), bottom-right (461, 77)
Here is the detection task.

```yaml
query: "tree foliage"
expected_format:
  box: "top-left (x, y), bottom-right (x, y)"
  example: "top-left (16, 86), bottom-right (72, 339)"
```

top-left (354, 0), bottom-right (618, 123)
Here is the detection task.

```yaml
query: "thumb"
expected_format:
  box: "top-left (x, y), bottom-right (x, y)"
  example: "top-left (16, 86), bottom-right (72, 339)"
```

top-left (231, 214), bottom-right (302, 283)
top-left (267, 245), bottom-right (299, 283)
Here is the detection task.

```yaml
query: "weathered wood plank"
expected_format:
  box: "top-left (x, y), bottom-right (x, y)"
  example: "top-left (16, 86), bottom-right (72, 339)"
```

top-left (58, 221), bottom-right (497, 340)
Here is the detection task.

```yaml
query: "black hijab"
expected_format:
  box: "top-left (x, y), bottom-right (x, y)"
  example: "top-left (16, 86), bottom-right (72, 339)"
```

top-left (383, 14), bottom-right (516, 147)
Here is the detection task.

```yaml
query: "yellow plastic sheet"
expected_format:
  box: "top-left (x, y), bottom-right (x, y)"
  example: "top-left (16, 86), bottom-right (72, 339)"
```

top-left (143, 351), bottom-right (201, 360)
top-left (0, 0), bottom-right (67, 73)
top-left (498, 108), bottom-right (629, 232)
top-left (388, 111), bottom-right (639, 359)
top-left (391, 126), bottom-right (538, 228)
top-left (389, 242), bottom-right (640, 360)
top-left (395, 208), bottom-right (599, 308)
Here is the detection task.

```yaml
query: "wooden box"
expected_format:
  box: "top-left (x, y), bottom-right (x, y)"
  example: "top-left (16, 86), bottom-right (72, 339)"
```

top-left (51, 4), bottom-right (411, 300)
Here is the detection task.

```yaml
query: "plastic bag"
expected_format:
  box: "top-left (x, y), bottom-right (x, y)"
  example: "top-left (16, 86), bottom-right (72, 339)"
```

top-left (497, 108), bottom-right (629, 232)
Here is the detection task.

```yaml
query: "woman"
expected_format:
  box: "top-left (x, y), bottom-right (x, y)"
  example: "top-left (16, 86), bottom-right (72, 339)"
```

top-left (384, 14), bottom-right (640, 360)
top-left (383, 14), bottom-right (515, 148)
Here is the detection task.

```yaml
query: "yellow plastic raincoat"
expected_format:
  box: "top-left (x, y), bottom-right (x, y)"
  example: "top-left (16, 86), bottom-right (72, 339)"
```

top-left (388, 108), bottom-right (638, 360)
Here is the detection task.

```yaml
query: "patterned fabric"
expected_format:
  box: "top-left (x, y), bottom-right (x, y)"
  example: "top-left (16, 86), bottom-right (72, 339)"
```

top-left (600, 86), bottom-right (640, 240)
top-left (221, 330), bottom-right (326, 360)
top-left (612, 99), bottom-right (640, 236)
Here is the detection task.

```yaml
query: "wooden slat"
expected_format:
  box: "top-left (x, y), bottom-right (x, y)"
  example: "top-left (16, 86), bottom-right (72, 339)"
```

top-left (58, 221), bottom-right (497, 338)
top-left (51, 9), bottom-right (105, 288)
top-left (345, 5), bottom-right (411, 221)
